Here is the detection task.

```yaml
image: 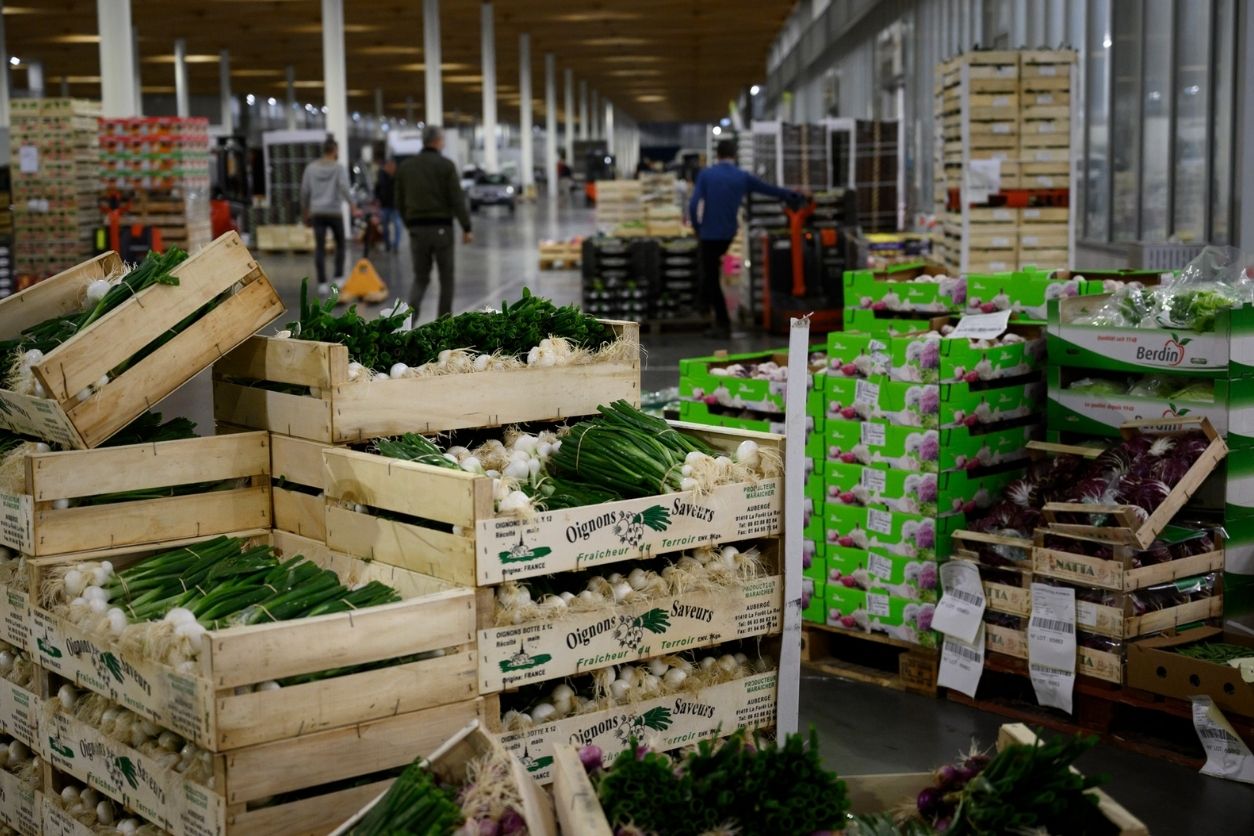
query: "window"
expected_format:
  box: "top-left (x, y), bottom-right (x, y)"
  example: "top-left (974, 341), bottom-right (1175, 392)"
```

top-left (1083, 0), bottom-right (1111, 241)
top-left (1172, 0), bottom-right (1210, 241)
top-left (1110, 0), bottom-right (1141, 240)
top-left (1209, 0), bottom-right (1236, 244)
top-left (1139, 0), bottom-right (1171, 240)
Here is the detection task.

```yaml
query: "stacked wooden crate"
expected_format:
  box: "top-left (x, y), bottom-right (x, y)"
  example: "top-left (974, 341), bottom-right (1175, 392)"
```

top-left (595, 180), bottom-right (644, 233)
top-left (10, 99), bottom-right (101, 283)
top-left (1015, 51), bottom-right (1074, 268)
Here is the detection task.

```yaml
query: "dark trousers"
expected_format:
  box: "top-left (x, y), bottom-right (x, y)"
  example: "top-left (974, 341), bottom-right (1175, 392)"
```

top-left (699, 238), bottom-right (734, 327)
top-left (312, 215), bottom-right (346, 286)
top-left (408, 224), bottom-right (455, 318)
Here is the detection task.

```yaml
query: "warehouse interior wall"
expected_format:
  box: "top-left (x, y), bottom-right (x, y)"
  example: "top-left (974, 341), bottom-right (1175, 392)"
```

top-left (766, 0), bottom-right (1246, 252)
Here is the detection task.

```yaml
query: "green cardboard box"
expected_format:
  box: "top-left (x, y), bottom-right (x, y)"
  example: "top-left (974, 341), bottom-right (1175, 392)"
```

top-left (823, 503), bottom-right (964, 564)
top-left (826, 418), bottom-right (1039, 473)
top-left (803, 577), bottom-right (826, 623)
top-left (965, 272), bottom-right (1122, 322)
top-left (825, 549), bottom-right (939, 602)
top-left (823, 460), bottom-right (1023, 517)
top-left (826, 373), bottom-right (1043, 429)
top-left (844, 265), bottom-right (965, 314)
top-left (678, 395), bottom-right (823, 432)
top-left (823, 585), bottom-right (938, 648)
top-left (678, 345), bottom-right (827, 414)
top-left (1048, 294), bottom-right (1254, 379)
top-left (827, 325), bottom-right (1045, 384)
top-left (841, 307), bottom-right (943, 336)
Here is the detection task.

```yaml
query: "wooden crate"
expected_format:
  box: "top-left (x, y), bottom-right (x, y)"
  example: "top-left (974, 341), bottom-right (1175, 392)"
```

top-left (0, 676), bottom-right (41, 754)
top-left (269, 432), bottom-right (332, 542)
top-left (330, 720), bottom-right (556, 836)
top-left (1031, 530), bottom-right (1224, 593)
top-left (802, 623), bottom-right (939, 697)
top-left (0, 432), bottom-right (272, 556)
top-left (1, 769), bottom-right (39, 835)
top-left (323, 423), bottom-right (784, 586)
top-left (1, 578), bottom-right (33, 650)
top-left (486, 670), bottom-right (777, 785)
top-left (1019, 230), bottom-right (1070, 249)
top-left (967, 256), bottom-right (1018, 274)
top-left (212, 321), bottom-right (640, 444)
top-left (1021, 206), bottom-right (1070, 223)
top-left (27, 531), bottom-right (478, 751)
top-left (1020, 122), bottom-right (1072, 148)
top-left (983, 620), bottom-right (1124, 683)
top-left (968, 207), bottom-right (1019, 225)
top-left (43, 697), bottom-right (484, 836)
top-left (0, 232), bottom-right (283, 449)
top-left (1040, 417), bottom-right (1226, 549)
top-left (477, 563), bottom-right (783, 693)
top-left (967, 230), bottom-right (1020, 250)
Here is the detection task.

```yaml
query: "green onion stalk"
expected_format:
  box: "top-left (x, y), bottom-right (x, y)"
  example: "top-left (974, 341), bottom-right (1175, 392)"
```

top-left (347, 760), bottom-right (463, 836)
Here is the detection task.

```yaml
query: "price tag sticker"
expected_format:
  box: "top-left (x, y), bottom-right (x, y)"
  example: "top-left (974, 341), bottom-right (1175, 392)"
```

top-left (1028, 584), bottom-right (1077, 713)
top-left (932, 560), bottom-right (985, 644)
top-left (18, 145), bottom-right (38, 174)
top-left (1191, 696), bottom-right (1254, 784)
top-left (854, 379), bottom-right (880, 406)
top-left (946, 310), bottom-right (1012, 341)
top-left (938, 623), bottom-right (985, 698)
top-left (867, 553), bottom-right (894, 580)
top-left (867, 593), bottom-right (891, 618)
top-left (860, 468), bottom-right (887, 493)
top-left (1075, 600), bottom-right (1099, 631)
top-left (867, 509), bottom-right (893, 535)
top-left (860, 421), bottom-right (886, 447)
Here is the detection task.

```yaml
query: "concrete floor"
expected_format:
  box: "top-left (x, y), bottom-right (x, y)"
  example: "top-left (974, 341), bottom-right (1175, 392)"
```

top-left (166, 201), bottom-right (1251, 833)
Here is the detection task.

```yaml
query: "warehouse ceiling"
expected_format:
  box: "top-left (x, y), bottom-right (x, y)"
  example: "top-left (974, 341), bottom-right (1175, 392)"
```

top-left (5, 0), bottom-right (793, 123)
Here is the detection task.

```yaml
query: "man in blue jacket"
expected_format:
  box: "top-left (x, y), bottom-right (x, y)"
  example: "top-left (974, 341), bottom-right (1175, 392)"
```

top-left (688, 139), bottom-right (804, 338)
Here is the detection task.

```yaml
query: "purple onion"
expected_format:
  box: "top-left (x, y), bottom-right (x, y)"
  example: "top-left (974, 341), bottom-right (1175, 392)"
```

top-left (578, 744), bottom-right (603, 774)
top-left (635, 744), bottom-right (649, 761)
top-left (477, 818), bottom-right (500, 836)
top-left (936, 764), bottom-right (959, 788)
top-left (934, 817), bottom-right (952, 831)
top-left (917, 787), bottom-right (941, 814)
top-left (498, 807), bottom-right (526, 836)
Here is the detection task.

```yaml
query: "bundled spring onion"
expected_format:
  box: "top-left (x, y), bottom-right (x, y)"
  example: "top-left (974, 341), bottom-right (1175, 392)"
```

top-left (348, 760), bottom-right (464, 835)
top-left (581, 728), bottom-right (849, 836)
top-left (43, 536), bottom-right (401, 669)
top-left (0, 249), bottom-right (187, 398)
top-left (50, 776), bottom-right (164, 835)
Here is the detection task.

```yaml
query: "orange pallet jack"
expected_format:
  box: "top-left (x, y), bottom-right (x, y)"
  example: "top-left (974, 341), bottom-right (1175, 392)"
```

top-left (760, 201), bottom-right (843, 335)
top-left (97, 192), bottom-right (163, 259)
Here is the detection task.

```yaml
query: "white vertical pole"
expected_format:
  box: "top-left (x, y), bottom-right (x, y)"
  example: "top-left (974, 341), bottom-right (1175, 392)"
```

top-left (518, 33), bottom-right (533, 190)
top-left (285, 66), bottom-right (297, 130)
top-left (174, 38), bottom-right (190, 118)
top-left (777, 315), bottom-right (811, 737)
top-left (579, 78), bottom-right (588, 141)
top-left (1046, 0), bottom-right (1066, 46)
top-left (98, 0), bottom-right (138, 117)
top-left (1010, 0), bottom-right (1027, 48)
top-left (0, 1), bottom-right (9, 143)
top-left (605, 100), bottom-right (615, 169)
top-left (563, 67), bottom-right (574, 170)
top-left (131, 26), bottom-right (142, 114)
top-left (971, 0), bottom-right (984, 47)
top-left (480, 1), bottom-right (498, 172)
top-left (321, 0), bottom-right (349, 172)
top-left (423, 0), bottom-right (443, 125)
top-left (590, 88), bottom-right (599, 138)
top-left (218, 49), bottom-right (233, 133)
top-left (27, 61), bottom-right (43, 98)
top-left (544, 53), bottom-right (557, 198)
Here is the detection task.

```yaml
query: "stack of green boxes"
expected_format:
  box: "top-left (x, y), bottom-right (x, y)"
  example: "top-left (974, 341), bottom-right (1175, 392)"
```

top-left (841, 262), bottom-right (965, 335)
top-left (677, 348), bottom-right (827, 621)
top-left (1047, 292), bottom-right (1254, 630)
top-left (966, 267), bottom-right (1164, 322)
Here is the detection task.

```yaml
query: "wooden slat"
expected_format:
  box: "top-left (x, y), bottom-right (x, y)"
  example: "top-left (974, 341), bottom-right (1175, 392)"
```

top-left (213, 380), bottom-right (335, 441)
top-left (64, 274), bottom-right (284, 447)
top-left (551, 746), bottom-right (614, 836)
top-left (215, 335), bottom-right (346, 389)
top-left (213, 651), bottom-right (477, 749)
top-left (324, 505), bottom-right (478, 587)
top-left (273, 487), bottom-right (327, 540)
top-left (231, 779), bottom-right (392, 836)
top-left (205, 586), bottom-right (474, 688)
top-left (35, 234), bottom-right (258, 403)
top-left (271, 432), bottom-right (333, 488)
top-left (0, 251), bottom-right (122, 336)
top-left (28, 431), bottom-right (270, 501)
top-left (322, 447), bottom-right (485, 526)
top-left (223, 698), bottom-right (484, 802)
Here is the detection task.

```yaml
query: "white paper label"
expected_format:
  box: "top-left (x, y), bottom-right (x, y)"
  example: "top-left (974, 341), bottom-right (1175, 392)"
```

top-left (968, 158), bottom-right (1001, 203)
top-left (932, 560), bottom-right (986, 644)
top-left (867, 509), bottom-right (893, 536)
top-left (18, 145), bottom-right (38, 174)
top-left (860, 468), bottom-right (887, 493)
top-left (1022, 236), bottom-right (1041, 246)
top-left (1075, 600), bottom-right (1099, 630)
top-left (938, 623), bottom-right (985, 698)
top-left (946, 310), bottom-right (1012, 341)
top-left (860, 421), bottom-right (886, 447)
top-left (1038, 122), bottom-right (1058, 133)
top-left (992, 96), bottom-right (1010, 106)
top-left (867, 552), bottom-right (894, 579)
top-left (1028, 583), bottom-right (1076, 712)
top-left (867, 592), bottom-right (891, 617)
top-left (1037, 94), bottom-right (1056, 104)
top-left (854, 379), bottom-right (880, 406)
top-left (1035, 150), bottom-right (1057, 161)
top-left (992, 123), bottom-right (1012, 134)
top-left (991, 236), bottom-right (1012, 248)
top-left (1192, 697), bottom-right (1254, 784)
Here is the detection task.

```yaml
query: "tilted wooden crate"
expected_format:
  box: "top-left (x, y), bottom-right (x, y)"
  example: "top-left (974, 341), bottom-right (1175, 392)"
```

top-left (269, 432), bottom-right (334, 542)
top-left (0, 431), bottom-right (272, 556)
top-left (212, 321), bottom-right (641, 444)
top-left (27, 531), bottom-right (477, 751)
top-left (0, 232), bottom-right (283, 449)
top-left (323, 423), bottom-right (784, 586)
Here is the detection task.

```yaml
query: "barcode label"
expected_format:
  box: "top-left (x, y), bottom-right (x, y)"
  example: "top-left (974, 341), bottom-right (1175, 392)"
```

top-left (951, 642), bottom-right (983, 663)
top-left (1198, 727), bottom-right (1238, 744)
top-left (948, 588), bottom-right (983, 606)
top-left (1034, 617), bottom-right (1075, 634)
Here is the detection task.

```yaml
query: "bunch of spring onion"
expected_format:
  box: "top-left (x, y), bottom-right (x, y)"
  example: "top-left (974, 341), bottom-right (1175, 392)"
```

top-left (501, 651), bottom-right (772, 732)
top-left (0, 733), bottom-right (38, 790)
top-left (50, 685), bottom-right (215, 787)
top-left (493, 545), bottom-right (765, 627)
top-left (0, 640), bottom-right (35, 690)
top-left (43, 536), bottom-right (401, 669)
top-left (51, 778), bottom-right (162, 835)
top-left (581, 729), bottom-right (849, 836)
top-left (0, 248), bottom-right (187, 399)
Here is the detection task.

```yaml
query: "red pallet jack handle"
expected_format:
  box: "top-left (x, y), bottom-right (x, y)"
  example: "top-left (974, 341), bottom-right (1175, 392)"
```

top-left (786, 201), bottom-right (815, 296)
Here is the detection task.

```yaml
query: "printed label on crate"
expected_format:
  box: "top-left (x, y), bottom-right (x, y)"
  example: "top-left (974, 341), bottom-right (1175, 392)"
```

top-left (860, 422), bottom-right (886, 447)
top-left (866, 592), bottom-right (891, 617)
top-left (478, 577), bottom-right (782, 692)
top-left (0, 680), bottom-right (40, 753)
top-left (1033, 548), bottom-right (1122, 589)
top-left (18, 146), bottom-right (38, 174)
top-left (938, 623), bottom-right (985, 698)
top-left (1028, 583), bottom-right (1076, 713)
top-left (854, 379), bottom-right (880, 406)
top-left (932, 560), bottom-right (985, 644)
top-left (947, 310), bottom-right (1011, 342)
top-left (860, 468), bottom-right (887, 493)
top-left (0, 769), bottom-right (38, 836)
top-left (475, 480), bottom-right (782, 584)
top-left (1191, 696), bottom-right (1254, 784)
top-left (1, 585), bottom-right (31, 650)
top-left (0, 493), bottom-right (34, 554)
top-left (1053, 325), bottom-right (1229, 373)
top-left (0, 391), bottom-right (82, 449)
top-left (45, 711), bottom-right (226, 836)
top-left (499, 672), bottom-right (778, 784)
top-left (867, 553), bottom-right (894, 581)
top-left (865, 509), bottom-right (893, 536)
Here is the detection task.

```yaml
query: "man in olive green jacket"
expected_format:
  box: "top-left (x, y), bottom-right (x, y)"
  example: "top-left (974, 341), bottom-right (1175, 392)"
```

top-left (395, 125), bottom-right (473, 319)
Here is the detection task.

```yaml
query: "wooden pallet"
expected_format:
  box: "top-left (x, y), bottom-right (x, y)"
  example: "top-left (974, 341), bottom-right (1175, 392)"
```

top-left (0, 232), bottom-right (284, 448)
top-left (802, 622), bottom-right (939, 697)
top-left (212, 320), bottom-right (640, 444)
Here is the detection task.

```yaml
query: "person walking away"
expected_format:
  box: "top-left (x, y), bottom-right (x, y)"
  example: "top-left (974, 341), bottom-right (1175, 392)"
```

top-left (375, 158), bottom-right (401, 252)
top-left (688, 139), bottom-right (804, 339)
top-left (300, 136), bottom-right (355, 297)
top-left (395, 125), bottom-right (473, 319)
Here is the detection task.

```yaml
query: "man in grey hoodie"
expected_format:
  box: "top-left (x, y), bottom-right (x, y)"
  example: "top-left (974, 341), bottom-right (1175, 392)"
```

top-left (300, 136), bottom-right (355, 296)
